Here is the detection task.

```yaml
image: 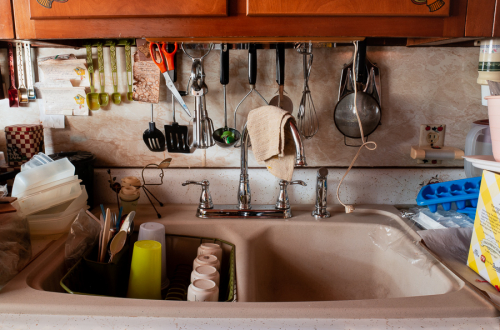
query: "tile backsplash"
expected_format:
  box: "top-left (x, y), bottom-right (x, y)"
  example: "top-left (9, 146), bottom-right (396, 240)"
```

top-left (0, 45), bottom-right (485, 168)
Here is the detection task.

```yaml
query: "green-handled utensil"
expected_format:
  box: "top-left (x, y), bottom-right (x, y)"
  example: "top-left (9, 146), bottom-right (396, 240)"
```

top-left (125, 41), bottom-right (133, 101)
top-left (97, 43), bottom-right (109, 107)
top-left (110, 41), bottom-right (121, 105)
top-left (85, 45), bottom-right (100, 111)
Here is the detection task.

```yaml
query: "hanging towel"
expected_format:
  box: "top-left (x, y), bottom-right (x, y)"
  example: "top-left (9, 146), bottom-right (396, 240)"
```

top-left (246, 106), bottom-right (296, 181)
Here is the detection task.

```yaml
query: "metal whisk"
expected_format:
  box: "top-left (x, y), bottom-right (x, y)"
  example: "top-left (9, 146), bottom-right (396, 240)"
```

top-left (296, 42), bottom-right (318, 139)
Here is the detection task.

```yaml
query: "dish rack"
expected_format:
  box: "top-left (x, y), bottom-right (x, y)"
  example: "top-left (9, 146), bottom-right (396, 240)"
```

top-left (416, 176), bottom-right (481, 213)
top-left (60, 233), bottom-right (236, 302)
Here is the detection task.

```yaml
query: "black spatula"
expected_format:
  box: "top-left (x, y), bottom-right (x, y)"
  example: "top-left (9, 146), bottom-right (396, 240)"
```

top-left (164, 44), bottom-right (190, 153)
top-left (143, 104), bottom-right (166, 152)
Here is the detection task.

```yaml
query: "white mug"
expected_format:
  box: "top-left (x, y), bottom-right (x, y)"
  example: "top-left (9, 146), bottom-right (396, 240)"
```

top-left (191, 265), bottom-right (220, 287)
top-left (193, 254), bottom-right (220, 271)
top-left (197, 243), bottom-right (223, 263)
top-left (187, 279), bottom-right (219, 302)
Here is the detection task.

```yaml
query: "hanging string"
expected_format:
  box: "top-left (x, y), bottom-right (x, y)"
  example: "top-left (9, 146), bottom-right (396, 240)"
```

top-left (336, 41), bottom-right (378, 214)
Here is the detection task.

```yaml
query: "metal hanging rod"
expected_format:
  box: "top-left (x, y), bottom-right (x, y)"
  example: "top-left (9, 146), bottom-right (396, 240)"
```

top-left (0, 39), bottom-right (136, 49)
top-left (146, 37), bottom-right (364, 47)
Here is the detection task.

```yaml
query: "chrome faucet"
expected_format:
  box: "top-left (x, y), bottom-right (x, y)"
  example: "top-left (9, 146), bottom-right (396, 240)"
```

top-left (312, 167), bottom-right (331, 219)
top-left (238, 121), bottom-right (307, 210)
top-left (183, 120), bottom-right (307, 218)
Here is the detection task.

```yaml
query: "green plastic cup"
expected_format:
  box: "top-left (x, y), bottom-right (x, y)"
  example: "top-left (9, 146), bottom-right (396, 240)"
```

top-left (127, 240), bottom-right (162, 300)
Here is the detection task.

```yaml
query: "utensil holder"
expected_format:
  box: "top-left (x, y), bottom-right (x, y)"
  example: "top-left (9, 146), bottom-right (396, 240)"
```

top-left (60, 240), bottom-right (131, 297)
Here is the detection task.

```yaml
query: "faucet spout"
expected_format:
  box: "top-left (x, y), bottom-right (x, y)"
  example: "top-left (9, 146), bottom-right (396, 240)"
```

top-left (238, 120), bottom-right (307, 210)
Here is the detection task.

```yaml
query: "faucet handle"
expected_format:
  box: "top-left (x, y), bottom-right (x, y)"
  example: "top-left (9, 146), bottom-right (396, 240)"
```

top-left (182, 180), bottom-right (213, 209)
top-left (275, 179), bottom-right (307, 210)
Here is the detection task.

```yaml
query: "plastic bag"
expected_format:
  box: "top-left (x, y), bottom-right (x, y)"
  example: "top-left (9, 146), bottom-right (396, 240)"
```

top-left (64, 209), bottom-right (101, 269)
top-left (368, 211), bottom-right (438, 275)
top-left (0, 212), bottom-right (32, 291)
top-left (405, 206), bottom-right (473, 230)
top-left (0, 184), bottom-right (7, 198)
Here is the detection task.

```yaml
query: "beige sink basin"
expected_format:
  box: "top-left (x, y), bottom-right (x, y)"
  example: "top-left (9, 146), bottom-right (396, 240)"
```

top-left (241, 221), bottom-right (456, 302)
top-left (0, 204), bottom-right (498, 319)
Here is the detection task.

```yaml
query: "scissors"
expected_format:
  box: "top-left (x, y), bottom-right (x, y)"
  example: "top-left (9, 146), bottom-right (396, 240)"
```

top-left (149, 42), bottom-right (191, 117)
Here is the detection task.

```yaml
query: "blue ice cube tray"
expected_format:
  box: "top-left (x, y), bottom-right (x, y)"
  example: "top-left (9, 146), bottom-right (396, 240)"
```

top-left (416, 176), bottom-right (481, 213)
top-left (457, 207), bottom-right (477, 219)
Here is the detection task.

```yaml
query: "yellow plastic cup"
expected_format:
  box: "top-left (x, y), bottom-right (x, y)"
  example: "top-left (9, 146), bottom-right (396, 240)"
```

top-left (127, 240), bottom-right (162, 300)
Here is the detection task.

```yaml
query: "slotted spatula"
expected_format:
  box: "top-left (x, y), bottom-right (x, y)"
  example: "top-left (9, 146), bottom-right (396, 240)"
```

top-left (164, 44), bottom-right (190, 153)
top-left (143, 104), bottom-right (166, 152)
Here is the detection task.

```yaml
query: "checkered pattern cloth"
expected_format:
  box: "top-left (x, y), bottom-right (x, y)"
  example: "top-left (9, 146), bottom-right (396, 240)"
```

top-left (5, 124), bottom-right (44, 166)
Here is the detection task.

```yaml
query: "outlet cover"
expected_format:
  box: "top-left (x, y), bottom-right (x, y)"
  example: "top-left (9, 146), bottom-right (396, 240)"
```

top-left (419, 124), bottom-right (446, 148)
top-left (417, 124), bottom-right (446, 164)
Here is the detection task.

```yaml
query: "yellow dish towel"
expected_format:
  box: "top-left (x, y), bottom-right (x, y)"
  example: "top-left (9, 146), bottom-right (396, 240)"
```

top-left (247, 106), bottom-right (296, 182)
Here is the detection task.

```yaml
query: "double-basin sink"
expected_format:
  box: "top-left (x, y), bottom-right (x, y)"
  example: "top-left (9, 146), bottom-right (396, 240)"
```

top-left (0, 204), bottom-right (498, 319)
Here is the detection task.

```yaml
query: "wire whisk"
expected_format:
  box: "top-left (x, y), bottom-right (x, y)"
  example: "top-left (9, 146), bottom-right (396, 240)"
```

top-left (295, 42), bottom-right (318, 139)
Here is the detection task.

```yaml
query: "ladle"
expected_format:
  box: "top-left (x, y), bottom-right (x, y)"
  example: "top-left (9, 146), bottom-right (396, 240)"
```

top-left (125, 41), bottom-right (134, 101)
top-left (97, 43), bottom-right (109, 107)
top-left (110, 41), bottom-right (121, 105)
top-left (85, 45), bottom-right (100, 111)
top-left (213, 44), bottom-right (241, 148)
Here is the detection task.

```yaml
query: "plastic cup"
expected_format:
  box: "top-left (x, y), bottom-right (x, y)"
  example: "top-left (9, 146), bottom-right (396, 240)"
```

top-left (193, 254), bottom-right (220, 271)
top-left (197, 243), bottom-right (223, 263)
top-left (127, 240), bottom-right (162, 300)
top-left (138, 222), bottom-right (168, 289)
top-left (191, 265), bottom-right (220, 287)
top-left (486, 95), bottom-right (500, 161)
top-left (187, 279), bottom-right (219, 302)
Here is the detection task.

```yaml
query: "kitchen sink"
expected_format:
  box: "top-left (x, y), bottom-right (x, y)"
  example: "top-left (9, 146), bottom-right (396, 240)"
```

top-left (241, 221), bottom-right (457, 302)
top-left (0, 204), bottom-right (498, 319)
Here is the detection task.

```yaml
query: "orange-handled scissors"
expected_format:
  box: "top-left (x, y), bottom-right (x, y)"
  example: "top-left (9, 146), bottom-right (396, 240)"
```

top-left (149, 42), bottom-right (176, 73)
top-left (149, 42), bottom-right (191, 117)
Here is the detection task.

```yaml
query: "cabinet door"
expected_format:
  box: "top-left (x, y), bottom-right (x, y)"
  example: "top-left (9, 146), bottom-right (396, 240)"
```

top-left (247, 0), bottom-right (450, 17)
top-left (0, 0), bottom-right (15, 39)
top-left (29, 0), bottom-right (227, 19)
top-left (494, 0), bottom-right (500, 37)
top-left (465, 0), bottom-right (495, 37)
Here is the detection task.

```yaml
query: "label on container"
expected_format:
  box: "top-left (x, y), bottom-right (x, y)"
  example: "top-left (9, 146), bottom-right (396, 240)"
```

top-left (468, 170), bottom-right (500, 290)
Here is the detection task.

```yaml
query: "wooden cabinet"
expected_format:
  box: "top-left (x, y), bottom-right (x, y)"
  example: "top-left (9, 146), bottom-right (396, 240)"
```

top-left (11, 0), bottom-right (471, 40)
top-left (247, 0), bottom-right (450, 17)
top-left (0, 0), bottom-right (15, 39)
top-left (29, 0), bottom-right (228, 19)
top-left (494, 1), bottom-right (500, 37)
top-left (464, 0), bottom-right (496, 37)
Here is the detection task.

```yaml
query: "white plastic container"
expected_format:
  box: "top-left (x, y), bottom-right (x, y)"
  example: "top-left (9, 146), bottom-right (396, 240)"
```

top-left (193, 254), bottom-right (220, 272)
top-left (187, 279), bottom-right (219, 302)
top-left (13, 176), bottom-right (82, 215)
top-left (21, 152), bottom-right (54, 172)
top-left (12, 158), bottom-right (74, 197)
top-left (27, 186), bottom-right (88, 236)
top-left (191, 265), bottom-right (220, 287)
top-left (197, 243), bottom-right (223, 263)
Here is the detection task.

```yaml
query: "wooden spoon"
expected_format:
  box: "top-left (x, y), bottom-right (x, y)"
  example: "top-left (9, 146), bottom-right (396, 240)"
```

top-left (108, 230), bottom-right (127, 263)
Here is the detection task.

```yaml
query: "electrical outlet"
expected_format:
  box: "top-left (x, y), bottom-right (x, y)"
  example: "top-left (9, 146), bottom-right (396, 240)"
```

top-left (419, 124), bottom-right (445, 148)
top-left (417, 124), bottom-right (446, 164)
